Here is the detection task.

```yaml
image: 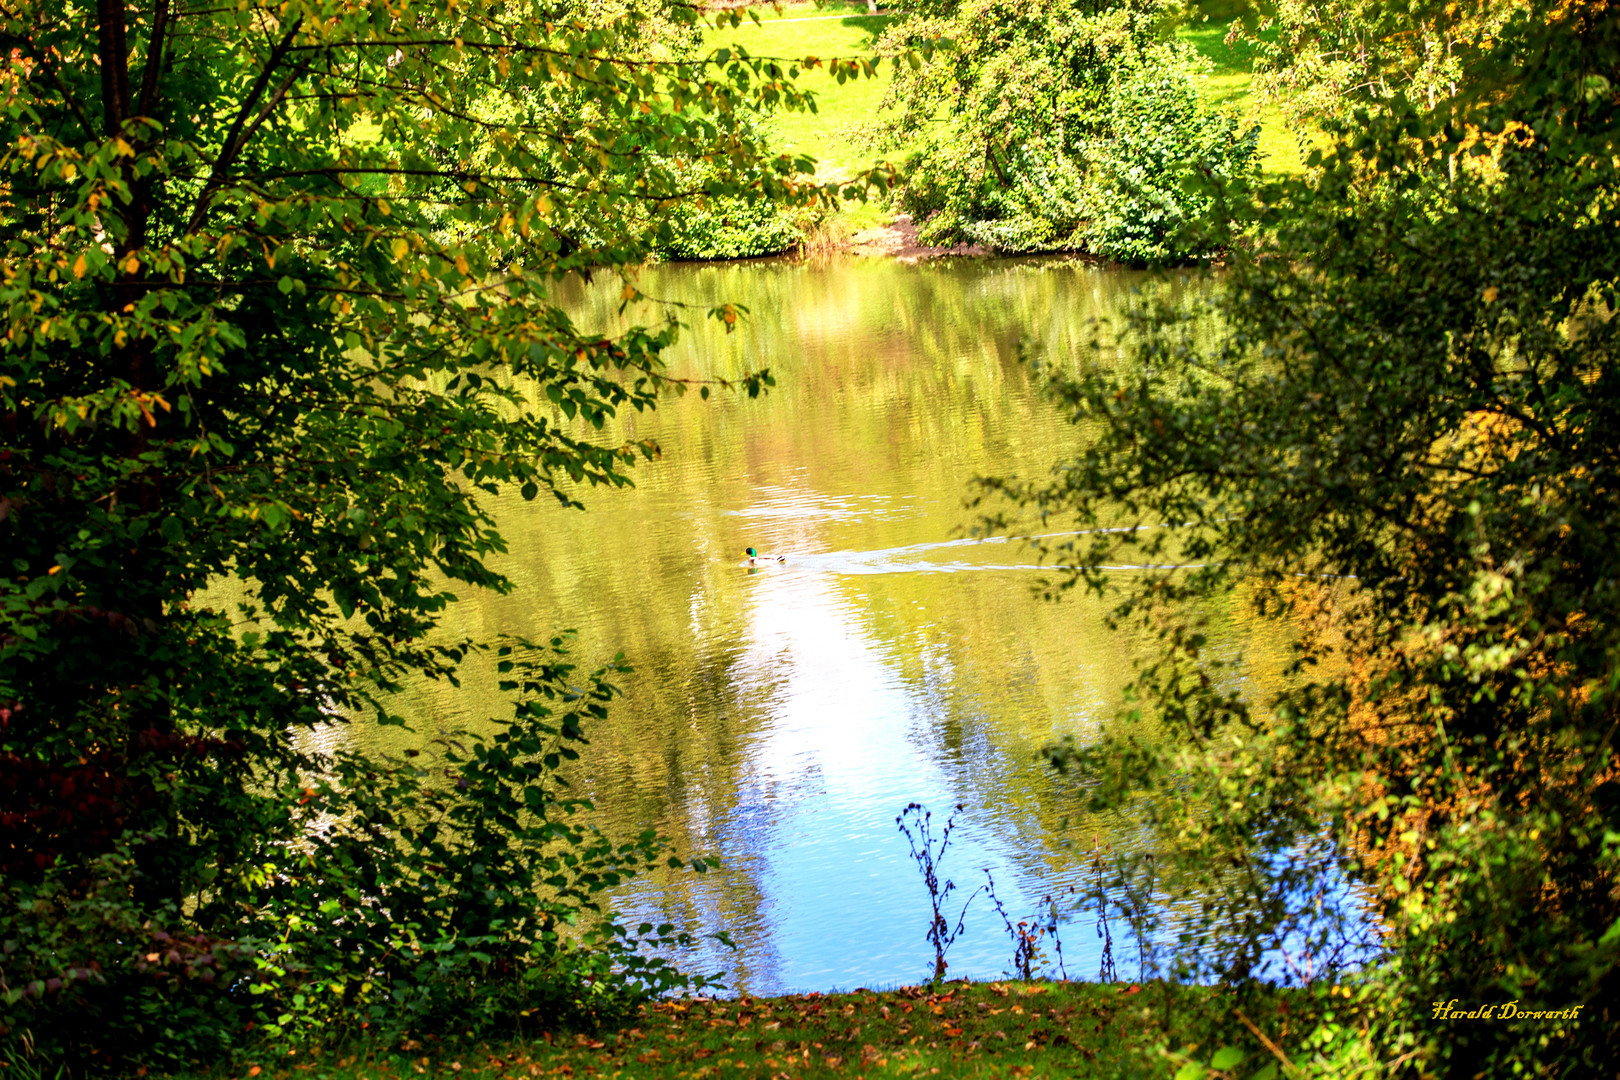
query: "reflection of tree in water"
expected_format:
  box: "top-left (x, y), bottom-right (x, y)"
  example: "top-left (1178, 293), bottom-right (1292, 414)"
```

top-left (359, 258), bottom-right (1306, 991)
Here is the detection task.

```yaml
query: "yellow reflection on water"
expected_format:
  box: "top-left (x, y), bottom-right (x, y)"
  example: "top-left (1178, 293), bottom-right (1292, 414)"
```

top-left (325, 256), bottom-right (1290, 991)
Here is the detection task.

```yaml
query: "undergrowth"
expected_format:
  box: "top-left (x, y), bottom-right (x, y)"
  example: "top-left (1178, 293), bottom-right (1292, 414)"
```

top-left (177, 980), bottom-right (1326, 1080)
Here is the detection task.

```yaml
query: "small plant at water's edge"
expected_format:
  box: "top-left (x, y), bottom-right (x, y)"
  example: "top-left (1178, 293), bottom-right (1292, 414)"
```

top-left (895, 803), bottom-right (982, 985)
top-left (983, 872), bottom-right (1071, 983)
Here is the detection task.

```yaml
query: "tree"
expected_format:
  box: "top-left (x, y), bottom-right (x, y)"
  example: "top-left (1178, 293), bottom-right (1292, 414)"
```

top-left (982, 0), bottom-right (1620, 1072)
top-left (0, 0), bottom-right (877, 1069)
top-left (1247, 0), bottom-right (1523, 124)
top-left (873, 0), bottom-right (1257, 262)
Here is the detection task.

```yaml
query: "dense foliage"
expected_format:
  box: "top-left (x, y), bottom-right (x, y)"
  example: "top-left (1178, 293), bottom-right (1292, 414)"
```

top-left (1248, 0), bottom-right (1522, 123)
top-left (649, 147), bottom-right (811, 260)
top-left (985, 0), bottom-right (1620, 1072)
top-left (0, 0), bottom-right (883, 1072)
top-left (873, 0), bottom-right (1257, 263)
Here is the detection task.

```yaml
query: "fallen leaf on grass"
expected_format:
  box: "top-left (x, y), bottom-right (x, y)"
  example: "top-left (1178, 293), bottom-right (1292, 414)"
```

top-left (1120, 985), bottom-right (1143, 996)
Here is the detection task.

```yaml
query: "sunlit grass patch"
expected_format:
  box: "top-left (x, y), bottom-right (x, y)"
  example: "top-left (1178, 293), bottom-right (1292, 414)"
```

top-left (703, 3), bottom-right (897, 178)
top-left (1175, 19), bottom-right (1311, 175)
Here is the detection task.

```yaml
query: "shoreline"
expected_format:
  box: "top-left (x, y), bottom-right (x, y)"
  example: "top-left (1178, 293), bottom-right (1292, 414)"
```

top-left (842, 212), bottom-right (993, 261)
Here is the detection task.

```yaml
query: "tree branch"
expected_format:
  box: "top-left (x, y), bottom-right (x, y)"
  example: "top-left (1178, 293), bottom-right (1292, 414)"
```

top-left (185, 16), bottom-right (303, 234)
top-left (136, 0), bottom-right (171, 119)
top-left (97, 0), bottom-right (133, 134)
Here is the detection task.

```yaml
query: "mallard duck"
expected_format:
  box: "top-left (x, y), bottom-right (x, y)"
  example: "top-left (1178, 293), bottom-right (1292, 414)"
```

top-left (745, 546), bottom-right (786, 566)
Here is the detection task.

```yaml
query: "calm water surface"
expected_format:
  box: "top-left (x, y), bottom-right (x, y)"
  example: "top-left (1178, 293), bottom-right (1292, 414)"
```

top-left (370, 255), bottom-right (1283, 993)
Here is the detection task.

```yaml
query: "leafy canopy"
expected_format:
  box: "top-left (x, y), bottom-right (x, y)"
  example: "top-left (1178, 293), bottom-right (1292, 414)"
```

top-left (983, 0), bottom-right (1620, 1072)
top-left (0, 0), bottom-right (893, 1069)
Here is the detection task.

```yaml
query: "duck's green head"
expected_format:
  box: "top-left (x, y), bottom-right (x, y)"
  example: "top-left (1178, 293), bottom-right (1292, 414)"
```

top-left (745, 547), bottom-right (758, 558)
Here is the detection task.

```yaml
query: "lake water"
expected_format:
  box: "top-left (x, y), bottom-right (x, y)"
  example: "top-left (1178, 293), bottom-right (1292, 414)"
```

top-left (367, 255), bottom-right (1287, 994)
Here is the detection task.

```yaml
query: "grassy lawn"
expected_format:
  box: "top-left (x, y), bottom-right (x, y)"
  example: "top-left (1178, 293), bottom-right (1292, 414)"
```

top-left (1174, 17), bottom-right (1308, 175)
top-left (208, 980), bottom-right (1313, 1080)
top-left (703, 2), bottom-right (895, 231)
top-left (705, 3), bottom-right (897, 177)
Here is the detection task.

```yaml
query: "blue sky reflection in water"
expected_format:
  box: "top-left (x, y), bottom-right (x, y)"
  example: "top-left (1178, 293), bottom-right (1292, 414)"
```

top-left (380, 256), bottom-right (1309, 994)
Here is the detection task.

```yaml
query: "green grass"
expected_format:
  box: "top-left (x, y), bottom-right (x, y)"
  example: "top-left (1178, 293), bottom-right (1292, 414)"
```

top-left (207, 980), bottom-right (1317, 1080)
top-left (1175, 18), bottom-right (1309, 175)
top-left (704, 3), bottom-right (899, 178)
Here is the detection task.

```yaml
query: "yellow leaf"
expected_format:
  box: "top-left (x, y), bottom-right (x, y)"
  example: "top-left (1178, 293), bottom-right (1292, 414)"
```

top-left (72, 253), bottom-right (86, 279)
top-left (392, 237), bottom-right (410, 260)
top-left (1482, 286), bottom-right (1499, 303)
top-left (124, 255), bottom-right (139, 274)
top-left (455, 253), bottom-right (471, 276)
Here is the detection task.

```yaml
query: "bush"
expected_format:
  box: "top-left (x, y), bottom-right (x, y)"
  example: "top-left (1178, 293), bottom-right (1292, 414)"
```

top-left (877, 0), bottom-right (1255, 264)
top-left (0, 843), bottom-right (257, 1072)
top-left (1078, 68), bottom-right (1259, 264)
top-left (0, 642), bottom-right (718, 1073)
top-left (654, 191), bottom-right (808, 260)
top-left (1, 0), bottom-right (812, 1071)
top-left (982, 0), bottom-right (1620, 1071)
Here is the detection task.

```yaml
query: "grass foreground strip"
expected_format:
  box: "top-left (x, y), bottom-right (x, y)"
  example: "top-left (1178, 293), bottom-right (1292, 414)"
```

top-left (221, 980), bottom-right (1318, 1080)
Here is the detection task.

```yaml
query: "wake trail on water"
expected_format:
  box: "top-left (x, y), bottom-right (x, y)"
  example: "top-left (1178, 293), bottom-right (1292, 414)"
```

top-left (761, 523), bottom-right (1213, 576)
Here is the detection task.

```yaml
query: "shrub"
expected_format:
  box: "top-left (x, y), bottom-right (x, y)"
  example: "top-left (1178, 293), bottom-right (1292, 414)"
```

top-left (1, 642), bottom-right (718, 1073)
top-left (1078, 68), bottom-right (1259, 264)
top-left (877, 0), bottom-right (1255, 264)
top-left (0, 0), bottom-right (826, 1071)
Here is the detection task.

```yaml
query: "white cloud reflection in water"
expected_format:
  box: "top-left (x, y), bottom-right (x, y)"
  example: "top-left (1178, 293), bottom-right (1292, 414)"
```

top-left (359, 256), bottom-right (1298, 994)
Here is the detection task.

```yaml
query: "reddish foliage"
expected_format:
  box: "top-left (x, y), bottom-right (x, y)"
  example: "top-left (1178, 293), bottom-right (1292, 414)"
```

top-left (0, 730), bottom-right (245, 879)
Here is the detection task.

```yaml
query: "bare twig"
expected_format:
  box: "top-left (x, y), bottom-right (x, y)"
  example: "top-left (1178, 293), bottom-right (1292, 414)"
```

top-left (1234, 1009), bottom-right (1294, 1073)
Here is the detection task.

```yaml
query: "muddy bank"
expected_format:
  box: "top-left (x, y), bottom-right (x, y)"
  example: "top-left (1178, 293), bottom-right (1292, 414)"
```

top-left (844, 213), bottom-right (991, 261)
